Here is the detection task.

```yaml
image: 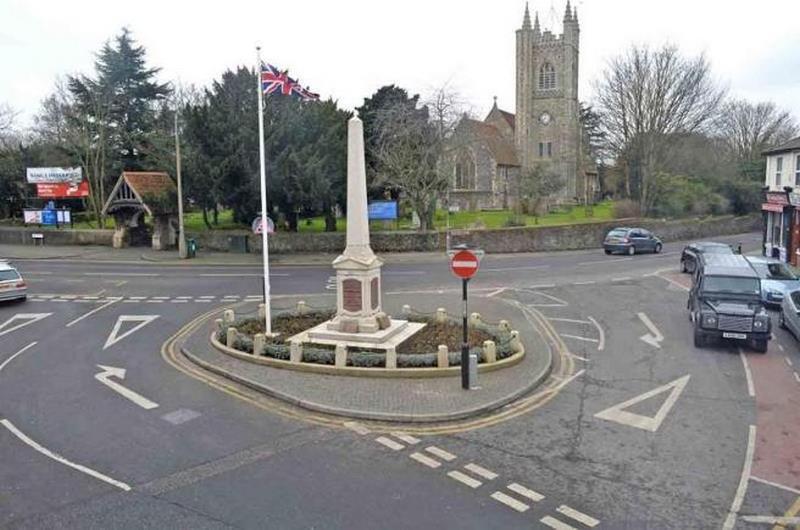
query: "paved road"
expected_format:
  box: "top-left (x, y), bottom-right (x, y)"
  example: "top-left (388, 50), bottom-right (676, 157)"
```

top-left (2, 231), bottom-right (799, 529)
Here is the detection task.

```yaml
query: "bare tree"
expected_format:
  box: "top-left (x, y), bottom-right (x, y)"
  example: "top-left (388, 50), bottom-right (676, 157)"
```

top-left (594, 44), bottom-right (726, 212)
top-left (715, 99), bottom-right (798, 162)
top-left (0, 103), bottom-right (17, 140)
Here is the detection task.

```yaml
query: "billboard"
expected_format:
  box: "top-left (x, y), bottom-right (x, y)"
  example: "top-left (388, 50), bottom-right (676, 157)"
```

top-left (26, 167), bottom-right (83, 184)
top-left (368, 200), bottom-right (398, 220)
top-left (36, 180), bottom-right (90, 198)
top-left (23, 209), bottom-right (71, 225)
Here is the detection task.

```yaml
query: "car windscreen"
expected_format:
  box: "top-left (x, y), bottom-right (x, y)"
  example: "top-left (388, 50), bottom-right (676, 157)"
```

top-left (750, 262), bottom-right (798, 280)
top-left (0, 270), bottom-right (21, 281)
top-left (607, 229), bottom-right (628, 238)
top-left (701, 245), bottom-right (732, 254)
top-left (702, 275), bottom-right (760, 295)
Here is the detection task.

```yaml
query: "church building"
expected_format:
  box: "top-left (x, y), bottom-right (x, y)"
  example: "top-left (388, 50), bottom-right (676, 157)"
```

top-left (450, 2), bottom-right (593, 211)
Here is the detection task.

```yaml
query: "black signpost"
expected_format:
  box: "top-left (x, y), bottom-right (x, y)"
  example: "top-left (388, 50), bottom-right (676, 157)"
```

top-left (449, 246), bottom-right (481, 389)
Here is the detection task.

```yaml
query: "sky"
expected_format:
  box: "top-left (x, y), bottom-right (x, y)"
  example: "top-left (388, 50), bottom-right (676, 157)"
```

top-left (2, 0), bottom-right (799, 129)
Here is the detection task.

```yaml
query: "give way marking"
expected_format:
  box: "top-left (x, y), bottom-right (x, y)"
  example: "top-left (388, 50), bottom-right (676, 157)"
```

top-left (103, 315), bottom-right (159, 350)
top-left (95, 365), bottom-right (159, 410)
top-left (0, 313), bottom-right (52, 337)
top-left (638, 312), bottom-right (664, 348)
top-left (594, 374), bottom-right (690, 432)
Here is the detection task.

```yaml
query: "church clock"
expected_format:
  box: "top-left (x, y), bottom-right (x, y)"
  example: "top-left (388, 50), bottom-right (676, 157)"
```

top-left (539, 112), bottom-right (552, 125)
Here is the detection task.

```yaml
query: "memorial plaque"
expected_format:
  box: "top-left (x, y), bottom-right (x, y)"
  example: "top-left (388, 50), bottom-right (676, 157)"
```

top-left (342, 279), bottom-right (362, 312)
top-left (371, 278), bottom-right (379, 310)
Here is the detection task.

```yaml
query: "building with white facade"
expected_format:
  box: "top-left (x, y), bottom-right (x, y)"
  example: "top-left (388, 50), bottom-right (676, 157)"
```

top-left (761, 137), bottom-right (800, 264)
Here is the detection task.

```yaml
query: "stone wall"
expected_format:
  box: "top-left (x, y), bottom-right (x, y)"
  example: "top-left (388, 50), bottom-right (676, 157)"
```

top-left (0, 226), bottom-right (114, 246)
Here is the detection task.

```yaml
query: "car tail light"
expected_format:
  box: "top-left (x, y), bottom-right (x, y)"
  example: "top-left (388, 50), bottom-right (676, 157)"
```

top-left (622, 238), bottom-right (630, 243)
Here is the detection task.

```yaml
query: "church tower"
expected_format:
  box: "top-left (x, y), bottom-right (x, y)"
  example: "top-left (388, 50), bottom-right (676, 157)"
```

top-left (515, 2), bottom-right (581, 198)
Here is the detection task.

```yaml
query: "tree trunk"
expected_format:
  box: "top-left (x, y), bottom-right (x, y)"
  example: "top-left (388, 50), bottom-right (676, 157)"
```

top-left (212, 205), bottom-right (219, 225)
top-left (202, 207), bottom-right (212, 229)
top-left (324, 203), bottom-right (337, 232)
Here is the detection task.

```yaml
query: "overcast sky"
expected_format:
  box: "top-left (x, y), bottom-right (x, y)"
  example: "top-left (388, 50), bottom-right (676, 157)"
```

top-left (2, 0), bottom-right (799, 129)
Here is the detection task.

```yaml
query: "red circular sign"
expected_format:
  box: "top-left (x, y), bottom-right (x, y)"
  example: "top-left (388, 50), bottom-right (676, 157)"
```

top-left (451, 249), bottom-right (480, 279)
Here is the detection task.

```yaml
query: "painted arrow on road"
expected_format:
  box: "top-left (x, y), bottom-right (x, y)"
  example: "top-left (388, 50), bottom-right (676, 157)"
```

top-left (638, 312), bottom-right (664, 348)
top-left (94, 365), bottom-right (159, 410)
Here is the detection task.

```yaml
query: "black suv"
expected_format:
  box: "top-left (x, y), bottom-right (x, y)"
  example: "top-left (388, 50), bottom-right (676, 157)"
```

top-left (688, 254), bottom-right (771, 352)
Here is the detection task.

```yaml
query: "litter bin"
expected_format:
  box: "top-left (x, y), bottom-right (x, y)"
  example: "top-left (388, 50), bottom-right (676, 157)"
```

top-left (228, 234), bottom-right (249, 253)
top-left (187, 238), bottom-right (197, 258)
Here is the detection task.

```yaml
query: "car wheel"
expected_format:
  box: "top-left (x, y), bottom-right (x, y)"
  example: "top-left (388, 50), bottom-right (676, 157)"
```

top-left (680, 259), bottom-right (687, 273)
top-left (604, 249), bottom-right (612, 255)
top-left (779, 312), bottom-right (787, 329)
top-left (628, 246), bottom-right (635, 256)
top-left (654, 243), bottom-right (662, 254)
top-left (752, 339), bottom-right (768, 354)
top-left (693, 326), bottom-right (706, 348)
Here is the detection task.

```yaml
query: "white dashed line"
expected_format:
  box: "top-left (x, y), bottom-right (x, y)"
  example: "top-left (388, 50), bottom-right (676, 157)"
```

top-left (786, 357), bottom-right (793, 367)
top-left (548, 317), bottom-right (591, 324)
top-left (559, 334), bottom-right (599, 344)
top-left (129, 296), bottom-right (147, 300)
top-left (409, 452), bottom-right (441, 469)
top-left (527, 284), bottom-right (556, 289)
top-left (540, 515), bottom-right (577, 530)
top-left (343, 421), bottom-right (370, 435)
top-left (170, 300), bottom-right (189, 303)
top-left (152, 296), bottom-right (169, 300)
top-left (375, 436), bottom-right (404, 451)
top-left (59, 295), bottom-right (77, 300)
top-left (507, 482), bottom-right (544, 502)
top-left (794, 372), bottom-right (800, 384)
top-left (425, 446), bottom-right (456, 461)
top-left (199, 296), bottom-right (216, 299)
top-left (572, 280), bottom-right (596, 285)
top-left (196, 299), bottom-right (212, 303)
top-left (723, 425), bottom-right (757, 530)
top-left (122, 300), bottom-right (138, 303)
top-left (490, 491), bottom-right (529, 512)
top-left (778, 344), bottom-right (785, 352)
top-left (391, 432), bottom-right (420, 445)
top-left (486, 287), bottom-right (507, 298)
top-left (176, 296), bottom-right (192, 299)
top-left (557, 505), bottom-right (600, 527)
top-left (146, 300), bottom-right (164, 303)
top-left (447, 470), bottom-right (482, 489)
top-left (464, 463), bottom-right (497, 480)
top-left (611, 276), bottom-right (632, 282)
top-left (739, 348), bottom-right (755, 398)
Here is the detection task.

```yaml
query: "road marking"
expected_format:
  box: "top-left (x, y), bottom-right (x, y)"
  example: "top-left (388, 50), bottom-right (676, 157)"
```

top-left (739, 348), bottom-right (755, 398)
top-left (549, 318), bottom-right (591, 324)
top-left (447, 470), bottom-right (482, 488)
top-left (722, 425), bottom-right (757, 530)
top-left (776, 495), bottom-right (800, 529)
top-left (65, 298), bottom-right (121, 328)
top-left (507, 482), bottom-right (544, 502)
top-left (540, 515), bottom-right (577, 530)
top-left (0, 342), bottom-right (37, 374)
top-left (199, 296), bottom-right (216, 299)
top-left (198, 273), bottom-right (289, 277)
top-left (655, 271), bottom-right (690, 292)
top-left (550, 369), bottom-right (586, 392)
top-left (486, 287), bottom-right (507, 298)
top-left (146, 299), bottom-right (164, 303)
top-left (527, 283), bottom-right (556, 289)
top-left (464, 463), bottom-right (497, 480)
top-left (556, 505), bottom-right (600, 527)
top-left (594, 374), bottom-right (691, 432)
top-left (196, 299), bottom-right (212, 303)
top-left (490, 491), bottom-right (529, 512)
top-left (152, 296), bottom-right (170, 300)
top-left (741, 515), bottom-right (800, 525)
top-left (750, 475), bottom-right (800, 496)
top-left (409, 452), bottom-right (441, 468)
top-left (375, 436), bottom-right (404, 451)
top-left (778, 344), bottom-right (785, 352)
top-left (0, 418), bottom-right (131, 491)
top-left (343, 421), bottom-right (370, 435)
top-left (170, 299), bottom-right (189, 303)
top-left (95, 365), bottom-right (159, 410)
top-left (572, 280), bottom-right (596, 285)
top-left (81, 296), bottom-right (100, 300)
top-left (0, 313), bottom-right (53, 337)
top-left (638, 312), bottom-right (664, 348)
top-left (129, 296), bottom-right (147, 300)
top-left (122, 300), bottom-right (139, 303)
top-left (523, 290), bottom-right (568, 307)
top-left (176, 296), bottom-right (192, 299)
top-left (84, 272), bottom-right (159, 277)
top-left (785, 357), bottom-right (793, 367)
top-left (391, 432), bottom-right (420, 445)
top-left (560, 334), bottom-right (599, 344)
top-left (103, 315), bottom-right (160, 350)
top-left (59, 295), bottom-right (78, 300)
top-left (588, 316), bottom-right (605, 351)
top-left (161, 408), bottom-right (201, 425)
top-left (570, 354), bottom-right (590, 362)
top-left (795, 372), bottom-right (800, 384)
top-left (73, 299), bottom-right (94, 303)
top-left (425, 446), bottom-right (456, 461)
top-left (577, 257), bottom-right (633, 266)
top-left (483, 265), bottom-right (549, 272)
top-left (611, 276), bottom-right (632, 282)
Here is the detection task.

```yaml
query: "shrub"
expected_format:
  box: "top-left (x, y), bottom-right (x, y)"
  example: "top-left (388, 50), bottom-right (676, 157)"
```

top-left (614, 199), bottom-right (641, 219)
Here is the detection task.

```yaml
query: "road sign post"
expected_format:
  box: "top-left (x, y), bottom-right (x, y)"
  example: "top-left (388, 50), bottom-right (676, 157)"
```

top-left (449, 248), bottom-right (482, 389)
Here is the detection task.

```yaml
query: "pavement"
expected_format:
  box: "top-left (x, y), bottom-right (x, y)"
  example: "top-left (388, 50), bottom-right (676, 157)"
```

top-left (179, 296), bottom-right (554, 423)
top-left (2, 230), bottom-right (800, 529)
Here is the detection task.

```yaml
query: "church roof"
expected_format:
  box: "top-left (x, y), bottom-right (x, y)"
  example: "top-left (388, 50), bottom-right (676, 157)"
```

top-left (497, 109), bottom-right (516, 130)
top-left (460, 118), bottom-right (519, 166)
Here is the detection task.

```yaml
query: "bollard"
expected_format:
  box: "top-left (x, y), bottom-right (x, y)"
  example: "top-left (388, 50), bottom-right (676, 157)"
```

top-left (258, 303), bottom-right (266, 321)
top-left (468, 353), bottom-right (478, 388)
top-left (437, 345), bottom-right (449, 368)
top-left (435, 308), bottom-right (448, 323)
top-left (335, 343), bottom-right (347, 368)
top-left (498, 319), bottom-right (511, 332)
top-left (483, 340), bottom-right (497, 363)
top-left (290, 340), bottom-right (303, 363)
top-left (510, 330), bottom-right (523, 353)
top-left (222, 309), bottom-right (235, 325)
top-left (402, 304), bottom-right (412, 316)
top-left (226, 327), bottom-right (238, 348)
top-left (253, 333), bottom-right (265, 356)
top-left (385, 346), bottom-right (397, 369)
top-left (214, 318), bottom-right (224, 332)
top-left (296, 300), bottom-right (309, 314)
top-left (469, 312), bottom-right (482, 326)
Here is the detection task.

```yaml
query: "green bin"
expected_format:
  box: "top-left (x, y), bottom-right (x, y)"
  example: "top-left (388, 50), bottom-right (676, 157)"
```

top-left (187, 238), bottom-right (197, 258)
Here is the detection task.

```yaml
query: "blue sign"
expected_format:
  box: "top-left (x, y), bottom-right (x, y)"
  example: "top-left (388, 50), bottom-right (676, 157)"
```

top-left (368, 201), bottom-right (398, 221)
top-left (41, 209), bottom-right (57, 225)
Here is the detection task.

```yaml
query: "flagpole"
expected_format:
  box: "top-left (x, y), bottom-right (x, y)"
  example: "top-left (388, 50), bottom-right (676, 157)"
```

top-left (256, 46), bottom-right (272, 336)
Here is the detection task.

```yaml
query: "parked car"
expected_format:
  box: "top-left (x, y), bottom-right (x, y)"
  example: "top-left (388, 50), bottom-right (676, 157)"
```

top-left (680, 242), bottom-right (735, 274)
top-left (688, 254), bottom-right (771, 352)
top-left (603, 227), bottom-right (663, 255)
top-left (745, 256), bottom-right (800, 307)
top-left (0, 261), bottom-right (27, 302)
top-left (779, 288), bottom-right (800, 339)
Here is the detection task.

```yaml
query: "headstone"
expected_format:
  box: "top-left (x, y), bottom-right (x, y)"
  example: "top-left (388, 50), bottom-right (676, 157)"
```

top-left (223, 309), bottom-right (235, 325)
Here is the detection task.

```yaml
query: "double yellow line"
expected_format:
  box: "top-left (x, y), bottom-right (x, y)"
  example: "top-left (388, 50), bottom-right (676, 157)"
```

top-left (160, 302), bottom-right (577, 435)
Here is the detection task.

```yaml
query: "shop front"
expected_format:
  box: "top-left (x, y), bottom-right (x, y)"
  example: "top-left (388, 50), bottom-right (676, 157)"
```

top-left (762, 191), bottom-right (792, 262)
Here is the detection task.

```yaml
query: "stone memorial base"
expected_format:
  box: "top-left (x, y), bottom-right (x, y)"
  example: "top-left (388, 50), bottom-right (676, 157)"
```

top-left (292, 318), bottom-right (425, 351)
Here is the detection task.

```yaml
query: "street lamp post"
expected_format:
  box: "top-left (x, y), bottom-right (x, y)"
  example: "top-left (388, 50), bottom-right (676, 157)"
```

top-left (175, 111), bottom-right (187, 259)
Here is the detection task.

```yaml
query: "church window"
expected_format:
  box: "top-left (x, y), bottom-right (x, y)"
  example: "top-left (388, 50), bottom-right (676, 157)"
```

top-left (538, 143), bottom-right (544, 157)
top-left (455, 153), bottom-right (476, 189)
top-left (547, 142), bottom-right (552, 157)
top-left (539, 63), bottom-right (556, 90)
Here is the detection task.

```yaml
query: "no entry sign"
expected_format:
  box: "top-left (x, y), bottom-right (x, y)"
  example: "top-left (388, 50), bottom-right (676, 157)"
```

top-left (450, 249), bottom-right (480, 279)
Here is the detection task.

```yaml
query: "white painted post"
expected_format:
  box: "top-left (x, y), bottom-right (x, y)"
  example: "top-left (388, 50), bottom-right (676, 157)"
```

top-left (510, 330), bottom-right (523, 353)
top-left (498, 319), bottom-right (511, 332)
top-left (214, 318), bottom-right (224, 332)
top-left (226, 327), bottom-right (238, 348)
top-left (223, 309), bottom-right (235, 325)
top-left (385, 346), bottom-right (397, 369)
top-left (296, 300), bottom-right (309, 314)
top-left (483, 340), bottom-right (497, 363)
top-left (335, 343), bottom-right (347, 368)
top-left (402, 304), bottom-right (412, 316)
top-left (253, 333), bottom-right (265, 356)
top-left (437, 345), bottom-right (449, 368)
top-left (435, 308), bottom-right (448, 323)
top-left (469, 312), bottom-right (482, 326)
top-left (290, 340), bottom-right (303, 363)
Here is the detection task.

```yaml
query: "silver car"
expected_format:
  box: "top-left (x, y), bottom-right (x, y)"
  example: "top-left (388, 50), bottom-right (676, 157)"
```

top-left (0, 262), bottom-right (27, 302)
top-left (746, 256), bottom-right (800, 307)
top-left (780, 289), bottom-right (800, 339)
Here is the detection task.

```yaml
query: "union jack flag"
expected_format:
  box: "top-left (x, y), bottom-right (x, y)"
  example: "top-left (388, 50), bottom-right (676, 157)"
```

top-left (260, 63), bottom-right (319, 102)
